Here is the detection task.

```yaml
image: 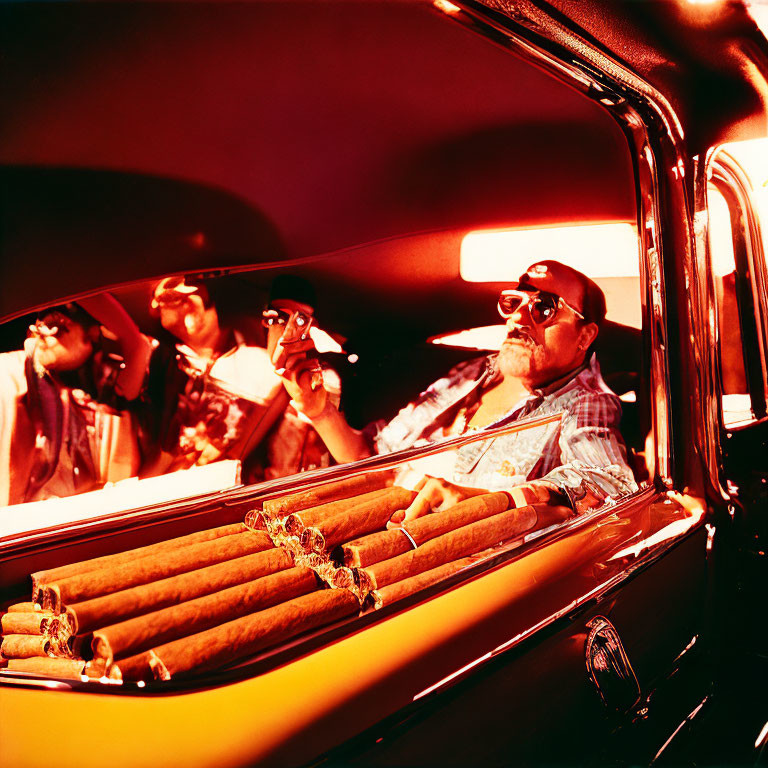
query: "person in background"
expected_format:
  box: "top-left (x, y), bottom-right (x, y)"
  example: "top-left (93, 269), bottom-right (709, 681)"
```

top-left (261, 275), bottom-right (341, 480)
top-left (0, 294), bottom-right (151, 505)
top-left (141, 275), bottom-right (286, 476)
top-left (276, 260), bottom-right (637, 525)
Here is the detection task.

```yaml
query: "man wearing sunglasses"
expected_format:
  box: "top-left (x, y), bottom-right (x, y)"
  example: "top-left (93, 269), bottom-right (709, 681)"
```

top-left (279, 260), bottom-right (637, 523)
top-left (142, 275), bottom-right (285, 476)
top-left (0, 295), bottom-right (150, 506)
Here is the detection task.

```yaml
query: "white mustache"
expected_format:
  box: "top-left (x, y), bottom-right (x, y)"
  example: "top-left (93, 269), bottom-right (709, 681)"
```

top-left (504, 328), bottom-right (536, 345)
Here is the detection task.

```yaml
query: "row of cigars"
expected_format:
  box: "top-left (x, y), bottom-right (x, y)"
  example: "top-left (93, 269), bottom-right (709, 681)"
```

top-left (1, 470), bottom-right (547, 683)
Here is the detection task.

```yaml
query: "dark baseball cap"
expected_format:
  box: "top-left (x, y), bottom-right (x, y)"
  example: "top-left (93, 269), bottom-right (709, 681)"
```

top-left (509, 260), bottom-right (606, 325)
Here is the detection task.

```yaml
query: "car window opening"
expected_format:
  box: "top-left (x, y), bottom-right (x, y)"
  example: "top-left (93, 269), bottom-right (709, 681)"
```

top-left (0, 225), bottom-right (674, 688)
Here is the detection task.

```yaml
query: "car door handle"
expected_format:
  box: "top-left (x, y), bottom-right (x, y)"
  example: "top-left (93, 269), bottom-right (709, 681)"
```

top-left (585, 616), bottom-right (642, 714)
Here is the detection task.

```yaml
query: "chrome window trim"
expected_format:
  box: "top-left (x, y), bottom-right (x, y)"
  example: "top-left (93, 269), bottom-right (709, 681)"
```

top-left (689, 146), bottom-right (768, 498)
top-left (708, 150), bottom-right (768, 414)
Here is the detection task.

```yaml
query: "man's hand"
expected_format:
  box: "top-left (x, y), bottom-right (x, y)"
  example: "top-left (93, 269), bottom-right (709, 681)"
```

top-left (390, 476), bottom-right (486, 525)
top-left (389, 477), bottom-right (572, 527)
top-left (504, 480), bottom-right (564, 508)
top-left (279, 352), bottom-right (328, 420)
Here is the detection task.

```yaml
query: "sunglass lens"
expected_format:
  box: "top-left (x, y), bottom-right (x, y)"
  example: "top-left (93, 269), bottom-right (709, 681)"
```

top-left (530, 295), bottom-right (558, 324)
top-left (498, 294), bottom-right (523, 317)
top-left (262, 309), bottom-right (290, 327)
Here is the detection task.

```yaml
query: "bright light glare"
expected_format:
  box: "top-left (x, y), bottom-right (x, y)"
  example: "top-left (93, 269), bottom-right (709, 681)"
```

top-left (707, 188), bottom-right (737, 277)
top-left (756, 719), bottom-right (768, 749)
top-left (747, 2), bottom-right (768, 41)
top-left (433, 0), bottom-right (462, 13)
top-left (460, 223), bottom-right (639, 282)
top-left (309, 326), bottom-right (343, 354)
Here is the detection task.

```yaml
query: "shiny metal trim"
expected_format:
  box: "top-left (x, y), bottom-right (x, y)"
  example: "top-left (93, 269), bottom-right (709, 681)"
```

top-left (710, 151), bottom-right (768, 409)
top-left (690, 148), bottom-right (768, 495)
top-left (690, 151), bottom-right (730, 499)
top-left (651, 694), bottom-right (710, 764)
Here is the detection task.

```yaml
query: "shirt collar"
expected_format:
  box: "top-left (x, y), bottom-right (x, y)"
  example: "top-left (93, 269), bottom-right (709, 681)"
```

top-left (175, 329), bottom-right (245, 361)
top-left (485, 351), bottom-right (598, 399)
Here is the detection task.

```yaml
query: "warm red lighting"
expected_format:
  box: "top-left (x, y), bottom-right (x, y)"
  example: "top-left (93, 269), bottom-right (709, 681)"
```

top-left (186, 232), bottom-right (207, 249)
top-left (460, 223), bottom-right (639, 282)
top-left (433, 0), bottom-right (462, 14)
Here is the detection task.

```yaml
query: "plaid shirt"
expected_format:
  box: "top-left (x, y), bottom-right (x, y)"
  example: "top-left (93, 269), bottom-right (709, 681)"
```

top-left (373, 353), bottom-right (638, 511)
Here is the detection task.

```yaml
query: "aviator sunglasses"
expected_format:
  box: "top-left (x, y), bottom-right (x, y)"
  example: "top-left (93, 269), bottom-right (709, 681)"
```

top-left (497, 289), bottom-right (585, 326)
top-left (261, 307), bottom-right (292, 328)
top-left (261, 307), bottom-right (312, 331)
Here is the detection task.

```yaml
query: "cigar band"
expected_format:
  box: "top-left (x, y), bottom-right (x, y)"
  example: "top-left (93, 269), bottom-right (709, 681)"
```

top-left (399, 527), bottom-right (418, 550)
top-left (244, 509), bottom-right (263, 532)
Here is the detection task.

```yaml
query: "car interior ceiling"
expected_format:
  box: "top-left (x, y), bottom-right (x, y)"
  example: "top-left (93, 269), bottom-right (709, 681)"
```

top-left (0, 0), bottom-right (652, 495)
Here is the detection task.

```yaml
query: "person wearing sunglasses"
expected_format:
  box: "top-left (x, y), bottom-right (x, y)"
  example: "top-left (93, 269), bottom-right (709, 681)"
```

top-left (277, 260), bottom-right (637, 525)
top-left (260, 275), bottom-right (341, 480)
top-left (0, 295), bottom-right (151, 506)
top-left (141, 275), bottom-right (285, 477)
top-left (142, 274), bottom-right (338, 482)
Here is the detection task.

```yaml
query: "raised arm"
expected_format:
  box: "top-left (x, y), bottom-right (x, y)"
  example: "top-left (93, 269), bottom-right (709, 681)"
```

top-left (77, 293), bottom-right (152, 401)
top-left (278, 345), bottom-right (371, 464)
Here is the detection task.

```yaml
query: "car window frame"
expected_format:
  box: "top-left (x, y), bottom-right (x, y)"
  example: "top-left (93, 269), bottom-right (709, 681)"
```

top-left (707, 151), bottom-right (768, 429)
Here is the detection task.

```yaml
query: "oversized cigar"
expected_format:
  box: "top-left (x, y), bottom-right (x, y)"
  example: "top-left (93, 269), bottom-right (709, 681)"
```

top-left (342, 492), bottom-right (510, 567)
top-left (6, 602), bottom-right (43, 613)
top-left (92, 567), bottom-right (318, 664)
top-left (108, 650), bottom-right (156, 682)
top-left (42, 531), bottom-right (273, 612)
top-left (262, 472), bottom-right (393, 519)
top-left (31, 522), bottom-right (247, 601)
top-left (301, 488), bottom-right (417, 553)
top-left (284, 488), bottom-right (393, 535)
top-left (115, 589), bottom-right (360, 681)
top-left (1, 611), bottom-right (56, 635)
top-left (6, 657), bottom-right (86, 679)
top-left (341, 528), bottom-right (412, 568)
top-left (66, 547), bottom-right (294, 635)
top-left (1, 634), bottom-right (53, 658)
top-left (370, 556), bottom-right (483, 609)
top-left (358, 505), bottom-right (539, 591)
